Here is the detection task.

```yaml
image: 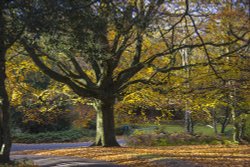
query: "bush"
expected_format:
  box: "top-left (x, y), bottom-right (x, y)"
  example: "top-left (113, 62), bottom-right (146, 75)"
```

top-left (86, 120), bottom-right (96, 130)
top-left (12, 128), bottom-right (95, 143)
top-left (243, 115), bottom-right (250, 142)
top-left (115, 125), bottom-right (133, 135)
top-left (222, 139), bottom-right (238, 145)
top-left (126, 131), bottom-right (231, 146)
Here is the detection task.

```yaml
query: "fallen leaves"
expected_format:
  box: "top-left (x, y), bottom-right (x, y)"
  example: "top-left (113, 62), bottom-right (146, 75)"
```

top-left (16, 145), bottom-right (250, 167)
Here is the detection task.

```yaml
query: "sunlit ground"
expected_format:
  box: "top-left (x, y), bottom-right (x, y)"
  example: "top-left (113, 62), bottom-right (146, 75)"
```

top-left (16, 145), bottom-right (250, 167)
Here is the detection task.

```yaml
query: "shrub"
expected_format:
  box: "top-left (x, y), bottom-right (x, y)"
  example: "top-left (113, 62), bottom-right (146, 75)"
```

top-left (115, 125), bottom-right (133, 135)
top-left (243, 115), bottom-right (250, 142)
top-left (126, 131), bottom-right (232, 146)
top-left (85, 120), bottom-right (96, 130)
top-left (12, 128), bottom-right (95, 143)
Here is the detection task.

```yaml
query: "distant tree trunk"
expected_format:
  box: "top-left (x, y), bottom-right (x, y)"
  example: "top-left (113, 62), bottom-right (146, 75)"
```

top-left (231, 107), bottom-right (237, 142)
top-left (212, 109), bottom-right (218, 135)
top-left (185, 111), bottom-right (189, 133)
top-left (241, 119), bottom-right (246, 140)
top-left (221, 108), bottom-right (231, 134)
top-left (185, 111), bottom-right (194, 134)
top-left (0, 48), bottom-right (11, 163)
top-left (181, 40), bottom-right (194, 135)
top-left (234, 118), bottom-right (245, 142)
top-left (92, 98), bottom-right (119, 147)
top-left (190, 118), bottom-right (194, 135)
top-left (235, 122), bottom-right (241, 142)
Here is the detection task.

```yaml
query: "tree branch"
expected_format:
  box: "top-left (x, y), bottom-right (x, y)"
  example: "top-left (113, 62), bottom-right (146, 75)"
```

top-left (21, 40), bottom-right (98, 98)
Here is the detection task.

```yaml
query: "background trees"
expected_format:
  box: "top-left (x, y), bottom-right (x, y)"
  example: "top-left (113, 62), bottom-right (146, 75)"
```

top-left (6, 61), bottom-right (76, 133)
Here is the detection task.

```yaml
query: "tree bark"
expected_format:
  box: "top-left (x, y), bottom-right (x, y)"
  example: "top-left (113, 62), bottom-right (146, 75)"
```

top-left (185, 111), bottom-right (193, 134)
top-left (0, 48), bottom-right (11, 163)
top-left (212, 109), bottom-right (218, 135)
top-left (231, 107), bottom-right (237, 142)
top-left (92, 98), bottom-right (119, 147)
top-left (221, 108), bottom-right (230, 134)
top-left (234, 122), bottom-right (241, 142)
top-left (234, 118), bottom-right (245, 142)
top-left (0, 3), bottom-right (11, 161)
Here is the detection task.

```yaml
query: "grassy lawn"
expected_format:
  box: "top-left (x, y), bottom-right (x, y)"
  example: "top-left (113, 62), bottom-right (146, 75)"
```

top-left (17, 145), bottom-right (250, 167)
top-left (131, 123), bottom-right (234, 136)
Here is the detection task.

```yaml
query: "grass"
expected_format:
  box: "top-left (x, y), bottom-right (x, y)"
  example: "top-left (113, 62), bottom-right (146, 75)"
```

top-left (122, 123), bottom-right (237, 146)
top-left (129, 123), bottom-right (234, 136)
top-left (16, 145), bottom-right (250, 167)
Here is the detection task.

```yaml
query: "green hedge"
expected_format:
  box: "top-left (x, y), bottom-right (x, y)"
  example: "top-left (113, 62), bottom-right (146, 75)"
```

top-left (12, 128), bottom-right (95, 143)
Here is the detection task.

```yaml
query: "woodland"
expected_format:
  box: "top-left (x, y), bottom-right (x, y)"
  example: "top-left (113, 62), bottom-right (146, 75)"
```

top-left (0, 0), bottom-right (249, 165)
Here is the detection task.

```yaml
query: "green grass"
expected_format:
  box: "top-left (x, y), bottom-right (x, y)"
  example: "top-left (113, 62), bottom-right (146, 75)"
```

top-left (128, 123), bottom-right (234, 136)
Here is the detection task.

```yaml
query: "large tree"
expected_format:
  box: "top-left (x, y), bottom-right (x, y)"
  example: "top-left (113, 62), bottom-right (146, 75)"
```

top-left (21, 0), bottom-right (249, 146)
top-left (0, 0), bottom-right (24, 163)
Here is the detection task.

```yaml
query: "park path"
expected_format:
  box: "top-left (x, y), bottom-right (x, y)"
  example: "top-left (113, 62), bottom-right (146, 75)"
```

top-left (10, 140), bottom-right (201, 167)
top-left (11, 140), bottom-right (126, 166)
top-left (11, 142), bottom-right (92, 152)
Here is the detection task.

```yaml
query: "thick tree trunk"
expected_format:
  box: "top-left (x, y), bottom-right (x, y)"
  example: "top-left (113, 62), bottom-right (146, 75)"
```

top-left (92, 98), bottom-right (119, 147)
top-left (0, 48), bottom-right (11, 163)
top-left (0, 4), bottom-right (11, 161)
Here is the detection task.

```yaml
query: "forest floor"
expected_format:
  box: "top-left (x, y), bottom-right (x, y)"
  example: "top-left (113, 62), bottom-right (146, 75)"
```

top-left (14, 144), bottom-right (250, 167)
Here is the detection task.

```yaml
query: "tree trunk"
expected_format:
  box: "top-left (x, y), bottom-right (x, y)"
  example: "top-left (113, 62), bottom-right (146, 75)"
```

top-left (241, 119), bottom-right (246, 140)
top-left (230, 106), bottom-right (239, 142)
top-left (0, 4), bottom-right (11, 161)
top-left (221, 108), bottom-right (230, 134)
top-left (0, 48), bottom-right (11, 163)
top-left (185, 111), bottom-right (193, 134)
top-left (92, 98), bottom-right (119, 147)
top-left (234, 118), bottom-right (245, 142)
top-left (212, 109), bottom-right (218, 135)
top-left (234, 122), bottom-right (241, 142)
top-left (190, 117), bottom-right (194, 135)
